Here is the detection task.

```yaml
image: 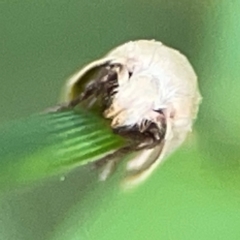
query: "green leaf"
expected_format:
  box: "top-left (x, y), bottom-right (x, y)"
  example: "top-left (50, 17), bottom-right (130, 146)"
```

top-left (0, 109), bottom-right (126, 191)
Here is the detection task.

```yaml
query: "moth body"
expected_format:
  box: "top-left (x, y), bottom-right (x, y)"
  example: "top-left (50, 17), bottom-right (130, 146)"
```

top-left (61, 39), bottom-right (202, 187)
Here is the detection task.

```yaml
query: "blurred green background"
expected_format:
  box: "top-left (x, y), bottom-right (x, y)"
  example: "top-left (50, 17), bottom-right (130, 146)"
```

top-left (1, 0), bottom-right (240, 239)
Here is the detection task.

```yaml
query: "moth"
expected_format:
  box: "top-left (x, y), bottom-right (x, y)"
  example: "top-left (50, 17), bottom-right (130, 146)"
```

top-left (56, 39), bottom-right (202, 187)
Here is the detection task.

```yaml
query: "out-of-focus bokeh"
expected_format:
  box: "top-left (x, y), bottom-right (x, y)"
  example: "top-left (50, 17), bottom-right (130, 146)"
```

top-left (0, 0), bottom-right (240, 239)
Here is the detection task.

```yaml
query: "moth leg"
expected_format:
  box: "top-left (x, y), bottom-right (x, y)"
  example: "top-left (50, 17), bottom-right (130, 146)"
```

top-left (102, 119), bottom-right (166, 185)
top-left (94, 120), bottom-right (166, 179)
top-left (93, 145), bottom-right (137, 180)
top-left (124, 121), bottom-right (166, 172)
top-left (97, 139), bottom-right (156, 181)
top-left (126, 141), bottom-right (165, 175)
